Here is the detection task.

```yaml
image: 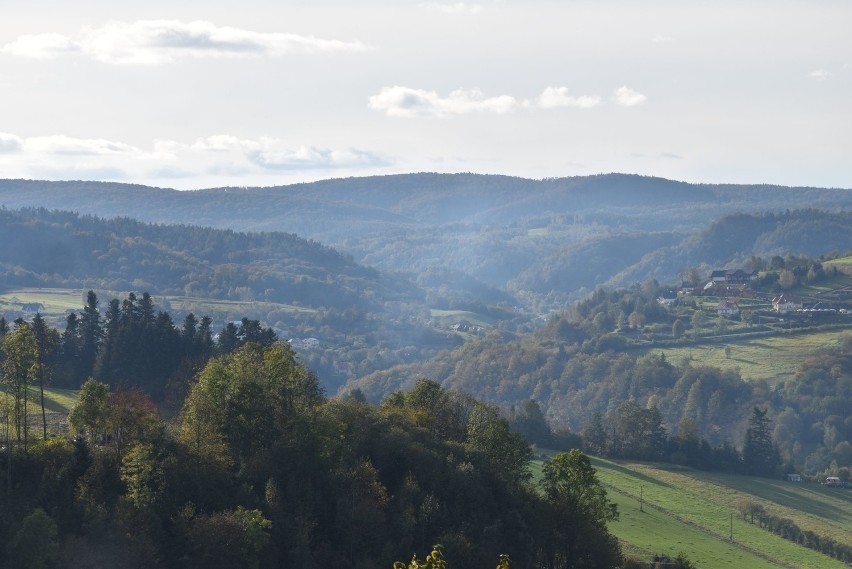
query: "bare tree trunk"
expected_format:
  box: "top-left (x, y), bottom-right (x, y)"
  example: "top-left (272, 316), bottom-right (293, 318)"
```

top-left (39, 370), bottom-right (47, 441)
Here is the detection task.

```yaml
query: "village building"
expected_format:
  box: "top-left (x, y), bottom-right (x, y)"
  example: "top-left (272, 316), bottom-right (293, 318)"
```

top-left (717, 300), bottom-right (739, 316)
top-left (772, 294), bottom-right (803, 313)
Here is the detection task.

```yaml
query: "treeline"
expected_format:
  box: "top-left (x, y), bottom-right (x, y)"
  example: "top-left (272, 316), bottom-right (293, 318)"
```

top-left (508, 397), bottom-right (781, 478)
top-left (581, 404), bottom-right (781, 477)
top-left (0, 290), bottom-right (277, 408)
top-left (738, 501), bottom-right (852, 562)
top-left (744, 253), bottom-right (838, 291)
top-left (0, 342), bottom-right (624, 568)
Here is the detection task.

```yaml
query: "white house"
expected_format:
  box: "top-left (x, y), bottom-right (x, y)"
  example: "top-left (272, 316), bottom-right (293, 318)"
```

top-left (717, 300), bottom-right (739, 316)
top-left (772, 294), bottom-right (802, 313)
top-left (657, 290), bottom-right (678, 305)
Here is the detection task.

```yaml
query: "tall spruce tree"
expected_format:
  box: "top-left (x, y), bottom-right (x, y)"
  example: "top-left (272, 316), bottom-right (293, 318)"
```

top-left (78, 291), bottom-right (103, 385)
top-left (743, 407), bottom-right (780, 477)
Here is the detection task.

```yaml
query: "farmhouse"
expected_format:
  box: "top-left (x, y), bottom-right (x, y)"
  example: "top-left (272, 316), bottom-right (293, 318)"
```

top-left (710, 270), bottom-right (728, 283)
top-left (288, 337), bottom-right (320, 349)
top-left (772, 294), bottom-right (802, 313)
top-left (709, 269), bottom-right (755, 284)
top-left (657, 290), bottom-right (678, 305)
top-left (716, 300), bottom-right (739, 316)
top-left (20, 302), bottom-right (45, 314)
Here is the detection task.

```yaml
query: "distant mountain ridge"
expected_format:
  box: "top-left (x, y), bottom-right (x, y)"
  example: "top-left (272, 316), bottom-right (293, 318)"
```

top-left (2, 173), bottom-right (848, 234)
top-left (3, 173), bottom-right (852, 306)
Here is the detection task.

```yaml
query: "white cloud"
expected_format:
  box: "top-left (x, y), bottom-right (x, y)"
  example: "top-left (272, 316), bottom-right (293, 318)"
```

top-left (1, 33), bottom-right (80, 59)
top-left (418, 2), bottom-right (484, 14)
top-left (537, 87), bottom-right (601, 109)
top-left (368, 86), bottom-right (519, 118)
top-left (190, 135), bottom-right (256, 152)
top-left (0, 131), bottom-right (391, 183)
top-left (0, 132), bottom-right (24, 153)
top-left (808, 69), bottom-right (831, 81)
top-left (23, 135), bottom-right (141, 155)
top-left (612, 86), bottom-right (647, 107)
top-left (651, 34), bottom-right (675, 43)
top-left (2, 20), bottom-right (369, 65)
top-left (249, 145), bottom-right (390, 170)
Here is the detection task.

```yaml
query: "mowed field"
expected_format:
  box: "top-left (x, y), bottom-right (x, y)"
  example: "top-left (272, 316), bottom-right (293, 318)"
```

top-left (532, 456), bottom-right (852, 569)
top-left (0, 287), bottom-right (319, 330)
top-left (641, 329), bottom-right (850, 385)
top-left (0, 288), bottom-right (88, 314)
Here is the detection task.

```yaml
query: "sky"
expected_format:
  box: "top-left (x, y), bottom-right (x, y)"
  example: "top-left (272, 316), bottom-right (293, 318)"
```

top-left (0, 0), bottom-right (850, 190)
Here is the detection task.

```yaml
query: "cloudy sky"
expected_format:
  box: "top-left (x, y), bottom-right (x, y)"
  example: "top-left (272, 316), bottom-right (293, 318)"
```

top-left (1, 0), bottom-right (849, 190)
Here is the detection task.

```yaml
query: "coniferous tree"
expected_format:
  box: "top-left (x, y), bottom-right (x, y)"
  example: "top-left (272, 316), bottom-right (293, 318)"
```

top-left (95, 298), bottom-right (121, 384)
top-left (582, 412), bottom-right (608, 456)
top-left (217, 322), bottom-right (240, 355)
top-left (78, 291), bottom-right (103, 384)
top-left (58, 313), bottom-right (80, 387)
top-left (237, 317), bottom-right (277, 348)
top-left (743, 407), bottom-right (781, 477)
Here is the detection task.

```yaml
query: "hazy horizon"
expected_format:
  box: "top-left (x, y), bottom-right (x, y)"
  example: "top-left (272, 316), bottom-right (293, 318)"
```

top-left (1, 0), bottom-right (850, 190)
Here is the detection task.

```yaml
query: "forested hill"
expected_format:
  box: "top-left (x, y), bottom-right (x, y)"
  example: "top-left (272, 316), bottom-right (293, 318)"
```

top-left (2, 173), bottom-right (850, 237)
top-left (604, 210), bottom-right (852, 288)
top-left (0, 208), bottom-right (420, 309)
top-left (3, 174), bottom-right (852, 307)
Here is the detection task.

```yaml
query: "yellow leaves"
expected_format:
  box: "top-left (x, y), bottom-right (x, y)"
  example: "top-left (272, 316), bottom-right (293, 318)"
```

top-left (392, 547), bottom-right (510, 569)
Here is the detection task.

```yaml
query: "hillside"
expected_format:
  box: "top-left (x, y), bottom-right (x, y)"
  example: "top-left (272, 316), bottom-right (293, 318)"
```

top-left (0, 208), bottom-right (418, 310)
top-left (3, 175), bottom-right (852, 307)
top-left (579, 457), bottom-right (852, 568)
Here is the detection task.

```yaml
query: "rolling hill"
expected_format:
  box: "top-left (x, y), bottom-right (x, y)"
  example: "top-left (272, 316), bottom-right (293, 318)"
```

top-left (3, 174), bottom-right (852, 307)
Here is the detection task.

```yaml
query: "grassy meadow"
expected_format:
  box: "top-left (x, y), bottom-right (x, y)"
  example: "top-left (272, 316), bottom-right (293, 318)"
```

top-left (571, 457), bottom-right (852, 568)
top-left (0, 288), bottom-right (87, 315)
top-left (640, 329), bottom-right (850, 385)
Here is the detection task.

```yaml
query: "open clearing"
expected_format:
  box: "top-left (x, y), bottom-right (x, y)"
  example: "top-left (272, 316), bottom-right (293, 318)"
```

top-left (590, 457), bottom-right (851, 568)
top-left (0, 287), bottom-right (318, 327)
top-left (640, 329), bottom-right (850, 384)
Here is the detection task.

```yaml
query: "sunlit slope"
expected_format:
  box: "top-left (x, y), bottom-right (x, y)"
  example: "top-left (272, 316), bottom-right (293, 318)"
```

top-left (591, 458), bottom-right (851, 569)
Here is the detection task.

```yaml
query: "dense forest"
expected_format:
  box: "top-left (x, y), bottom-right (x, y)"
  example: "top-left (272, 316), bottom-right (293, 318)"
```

top-left (0, 208), bottom-right (417, 309)
top-left (4, 176), bottom-right (852, 310)
top-left (1, 204), bottom-right (851, 484)
top-left (350, 280), bottom-right (852, 482)
top-left (1, 321), bottom-right (624, 568)
top-left (2, 174), bottom-right (852, 566)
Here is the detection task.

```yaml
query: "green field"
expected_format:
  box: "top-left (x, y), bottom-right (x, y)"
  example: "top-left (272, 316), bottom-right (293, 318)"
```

top-left (582, 458), bottom-right (852, 568)
top-left (640, 329), bottom-right (850, 385)
top-left (0, 288), bottom-right (88, 314)
top-left (39, 387), bottom-right (79, 414)
top-left (429, 309), bottom-right (496, 329)
top-left (0, 288), bottom-right (319, 328)
top-left (822, 257), bottom-right (852, 271)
